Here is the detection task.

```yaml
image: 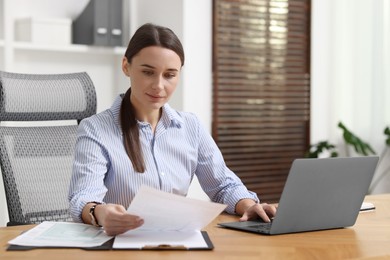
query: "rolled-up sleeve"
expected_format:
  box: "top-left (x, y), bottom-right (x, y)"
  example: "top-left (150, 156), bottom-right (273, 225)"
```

top-left (68, 118), bottom-right (109, 222)
top-left (191, 115), bottom-right (259, 214)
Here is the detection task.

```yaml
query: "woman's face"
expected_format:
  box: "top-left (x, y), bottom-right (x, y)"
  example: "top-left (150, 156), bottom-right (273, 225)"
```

top-left (122, 46), bottom-right (182, 115)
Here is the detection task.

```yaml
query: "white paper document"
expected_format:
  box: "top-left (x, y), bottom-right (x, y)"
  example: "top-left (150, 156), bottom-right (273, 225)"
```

top-left (113, 186), bottom-right (227, 249)
top-left (113, 230), bottom-right (208, 249)
top-left (360, 202), bottom-right (375, 212)
top-left (126, 185), bottom-right (227, 231)
top-left (8, 221), bottom-right (113, 247)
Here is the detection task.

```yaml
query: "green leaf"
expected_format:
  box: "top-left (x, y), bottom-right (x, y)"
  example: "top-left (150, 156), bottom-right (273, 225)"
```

top-left (338, 121), bottom-right (376, 156)
top-left (304, 141), bottom-right (338, 158)
top-left (384, 127), bottom-right (390, 146)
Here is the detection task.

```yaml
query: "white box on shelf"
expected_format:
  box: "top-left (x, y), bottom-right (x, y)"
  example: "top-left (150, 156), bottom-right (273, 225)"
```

top-left (15, 17), bottom-right (72, 45)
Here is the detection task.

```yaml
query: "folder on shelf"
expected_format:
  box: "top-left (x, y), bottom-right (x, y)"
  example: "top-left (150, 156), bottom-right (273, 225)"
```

top-left (72, 0), bottom-right (123, 46)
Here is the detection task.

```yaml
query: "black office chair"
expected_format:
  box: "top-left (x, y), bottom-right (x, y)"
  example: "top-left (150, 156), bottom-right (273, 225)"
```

top-left (0, 71), bottom-right (96, 226)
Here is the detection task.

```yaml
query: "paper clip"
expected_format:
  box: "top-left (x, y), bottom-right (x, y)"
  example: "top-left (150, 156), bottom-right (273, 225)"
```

top-left (142, 244), bottom-right (188, 250)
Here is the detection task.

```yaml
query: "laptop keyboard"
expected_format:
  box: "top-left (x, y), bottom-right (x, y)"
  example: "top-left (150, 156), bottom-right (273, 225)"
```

top-left (247, 220), bottom-right (273, 233)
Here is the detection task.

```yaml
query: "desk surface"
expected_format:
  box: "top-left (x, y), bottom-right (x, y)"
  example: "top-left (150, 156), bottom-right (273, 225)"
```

top-left (1, 194), bottom-right (390, 260)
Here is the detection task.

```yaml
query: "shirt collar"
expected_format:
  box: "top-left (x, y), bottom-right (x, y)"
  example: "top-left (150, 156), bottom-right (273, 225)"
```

top-left (110, 94), bottom-right (183, 130)
top-left (160, 102), bottom-right (183, 129)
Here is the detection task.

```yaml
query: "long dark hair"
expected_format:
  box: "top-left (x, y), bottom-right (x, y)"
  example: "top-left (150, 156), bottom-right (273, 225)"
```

top-left (120, 23), bottom-right (185, 173)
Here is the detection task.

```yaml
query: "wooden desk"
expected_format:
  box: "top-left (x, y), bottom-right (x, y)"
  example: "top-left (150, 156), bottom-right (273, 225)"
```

top-left (1, 194), bottom-right (390, 260)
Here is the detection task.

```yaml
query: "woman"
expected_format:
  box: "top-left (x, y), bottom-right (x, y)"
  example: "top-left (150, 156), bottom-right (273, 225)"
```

top-left (68, 23), bottom-right (276, 236)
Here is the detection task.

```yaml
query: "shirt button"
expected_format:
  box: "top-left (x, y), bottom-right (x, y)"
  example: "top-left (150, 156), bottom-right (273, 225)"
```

top-left (160, 172), bottom-right (165, 176)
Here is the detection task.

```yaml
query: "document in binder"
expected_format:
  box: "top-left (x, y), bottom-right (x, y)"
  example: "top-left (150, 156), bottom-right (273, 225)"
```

top-left (113, 186), bottom-right (227, 250)
top-left (113, 230), bottom-right (213, 250)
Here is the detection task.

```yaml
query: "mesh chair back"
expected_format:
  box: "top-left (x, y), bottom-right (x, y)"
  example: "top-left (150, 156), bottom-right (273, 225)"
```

top-left (0, 71), bottom-right (97, 226)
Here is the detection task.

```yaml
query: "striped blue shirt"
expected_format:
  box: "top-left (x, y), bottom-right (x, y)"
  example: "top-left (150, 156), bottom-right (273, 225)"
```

top-left (68, 94), bottom-right (259, 222)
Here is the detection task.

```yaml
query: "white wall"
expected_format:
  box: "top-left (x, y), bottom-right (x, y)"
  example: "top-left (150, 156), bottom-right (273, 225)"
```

top-left (182, 0), bottom-right (212, 200)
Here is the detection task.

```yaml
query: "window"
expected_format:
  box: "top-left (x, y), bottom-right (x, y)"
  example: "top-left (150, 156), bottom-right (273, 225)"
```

top-left (213, 0), bottom-right (311, 202)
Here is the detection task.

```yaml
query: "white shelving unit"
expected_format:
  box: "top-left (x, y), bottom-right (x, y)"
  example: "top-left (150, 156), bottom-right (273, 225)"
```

top-left (12, 42), bottom-right (126, 55)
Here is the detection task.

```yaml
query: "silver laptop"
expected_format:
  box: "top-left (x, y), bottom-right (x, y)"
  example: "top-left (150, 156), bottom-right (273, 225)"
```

top-left (219, 156), bottom-right (379, 235)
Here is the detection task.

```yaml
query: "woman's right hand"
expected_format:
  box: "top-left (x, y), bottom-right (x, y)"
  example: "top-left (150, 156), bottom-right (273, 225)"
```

top-left (85, 203), bottom-right (144, 236)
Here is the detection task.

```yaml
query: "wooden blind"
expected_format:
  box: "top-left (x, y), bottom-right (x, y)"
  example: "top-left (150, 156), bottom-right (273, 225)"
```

top-left (212, 0), bottom-right (311, 202)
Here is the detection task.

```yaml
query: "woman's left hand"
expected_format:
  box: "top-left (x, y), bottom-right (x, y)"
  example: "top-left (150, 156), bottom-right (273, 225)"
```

top-left (236, 199), bottom-right (277, 222)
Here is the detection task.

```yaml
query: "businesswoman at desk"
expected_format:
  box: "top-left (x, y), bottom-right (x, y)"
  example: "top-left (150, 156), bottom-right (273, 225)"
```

top-left (68, 23), bottom-right (276, 236)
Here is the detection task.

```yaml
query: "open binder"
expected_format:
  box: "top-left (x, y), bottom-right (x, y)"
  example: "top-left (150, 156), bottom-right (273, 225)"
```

top-left (7, 230), bottom-right (213, 251)
top-left (113, 230), bottom-right (213, 250)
